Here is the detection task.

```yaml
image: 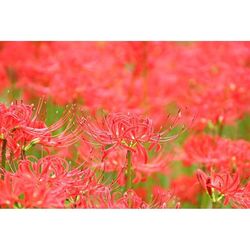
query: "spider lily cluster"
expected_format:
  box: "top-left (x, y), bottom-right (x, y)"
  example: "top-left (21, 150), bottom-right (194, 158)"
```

top-left (0, 42), bottom-right (249, 208)
top-left (0, 101), bottom-right (181, 208)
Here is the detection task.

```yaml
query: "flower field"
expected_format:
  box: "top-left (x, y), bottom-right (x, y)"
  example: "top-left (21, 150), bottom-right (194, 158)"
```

top-left (0, 41), bottom-right (249, 208)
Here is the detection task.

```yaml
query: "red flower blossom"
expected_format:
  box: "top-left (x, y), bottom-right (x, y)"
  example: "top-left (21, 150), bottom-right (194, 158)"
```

top-left (196, 169), bottom-right (250, 207)
top-left (92, 148), bottom-right (171, 186)
top-left (114, 190), bottom-right (148, 208)
top-left (231, 182), bottom-right (250, 208)
top-left (182, 134), bottom-right (250, 178)
top-left (0, 100), bottom-right (81, 162)
top-left (144, 42), bottom-right (250, 129)
top-left (0, 156), bottom-right (113, 208)
top-left (170, 175), bottom-right (201, 205)
top-left (79, 112), bottom-right (183, 163)
top-left (0, 156), bottom-right (73, 208)
top-left (114, 188), bottom-right (178, 208)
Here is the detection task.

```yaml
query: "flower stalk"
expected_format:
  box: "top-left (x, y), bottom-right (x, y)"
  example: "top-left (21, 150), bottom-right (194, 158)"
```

top-left (125, 150), bottom-right (133, 208)
top-left (1, 139), bottom-right (7, 175)
top-left (125, 150), bottom-right (133, 191)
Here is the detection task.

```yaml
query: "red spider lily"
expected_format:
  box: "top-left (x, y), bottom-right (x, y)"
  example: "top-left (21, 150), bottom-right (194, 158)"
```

top-left (0, 101), bottom-right (39, 159)
top-left (73, 185), bottom-right (114, 208)
top-left (0, 157), bottom-right (72, 208)
top-left (196, 169), bottom-right (245, 206)
top-left (78, 112), bottom-right (183, 163)
top-left (0, 42), bottom-right (147, 110)
top-left (197, 169), bottom-right (241, 198)
top-left (0, 100), bottom-right (81, 162)
top-left (182, 134), bottom-right (250, 178)
top-left (115, 189), bottom-right (149, 208)
top-left (22, 100), bottom-right (81, 148)
top-left (170, 175), bottom-right (201, 205)
top-left (230, 182), bottom-right (250, 208)
top-left (147, 42), bottom-right (250, 128)
top-left (0, 155), bottom-right (113, 208)
top-left (114, 188), bottom-right (178, 208)
top-left (151, 186), bottom-right (180, 208)
top-left (92, 149), bottom-right (171, 186)
top-left (1, 42), bottom-right (249, 127)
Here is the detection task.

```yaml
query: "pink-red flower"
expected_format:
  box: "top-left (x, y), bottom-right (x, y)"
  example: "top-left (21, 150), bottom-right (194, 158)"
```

top-left (79, 112), bottom-right (182, 163)
top-left (0, 100), bottom-right (80, 161)
top-left (196, 169), bottom-right (250, 208)
top-left (182, 134), bottom-right (250, 178)
top-left (0, 155), bottom-right (113, 208)
top-left (92, 148), bottom-right (171, 186)
top-left (170, 175), bottom-right (201, 205)
top-left (114, 188), bottom-right (178, 208)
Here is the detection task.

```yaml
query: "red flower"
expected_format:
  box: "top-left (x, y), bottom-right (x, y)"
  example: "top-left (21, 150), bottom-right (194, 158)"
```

top-left (231, 182), bottom-right (250, 208)
top-left (114, 188), bottom-right (178, 208)
top-left (0, 156), bottom-right (72, 208)
top-left (151, 186), bottom-right (179, 208)
top-left (170, 175), bottom-right (201, 205)
top-left (115, 190), bottom-right (148, 208)
top-left (182, 134), bottom-right (250, 178)
top-left (147, 42), bottom-right (250, 128)
top-left (0, 156), bottom-right (113, 208)
top-left (0, 100), bottom-right (80, 161)
top-left (79, 112), bottom-right (182, 163)
top-left (93, 148), bottom-right (171, 186)
top-left (196, 169), bottom-right (249, 207)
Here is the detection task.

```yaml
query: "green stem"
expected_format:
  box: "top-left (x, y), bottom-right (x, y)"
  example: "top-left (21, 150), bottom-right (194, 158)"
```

top-left (125, 150), bottom-right (133, 191)
top-left (125, 150), bottom-right (133, 208)
top-left (1, 139), bottom-right (7, 169)
top-left (1, 139), bottom-right (7, 179)
top-left (212, 202), bottom-right (217, 209)
top-left (211, 188), bottom-right (216, 203)
top-left (218, 123), bottom-right (224, 136)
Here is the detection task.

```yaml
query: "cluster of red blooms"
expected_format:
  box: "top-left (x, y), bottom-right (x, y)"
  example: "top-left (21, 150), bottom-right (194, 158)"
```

top-left (0, 42), bottom-right (249, 208)
top-left (183, 134), bottom-right (250, 208)
top-left (0, 101), bottom-right (180, 208)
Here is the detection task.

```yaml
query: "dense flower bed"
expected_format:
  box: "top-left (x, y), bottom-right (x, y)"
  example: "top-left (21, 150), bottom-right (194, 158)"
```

top-left (0, 42), bottom-right (249, 208)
